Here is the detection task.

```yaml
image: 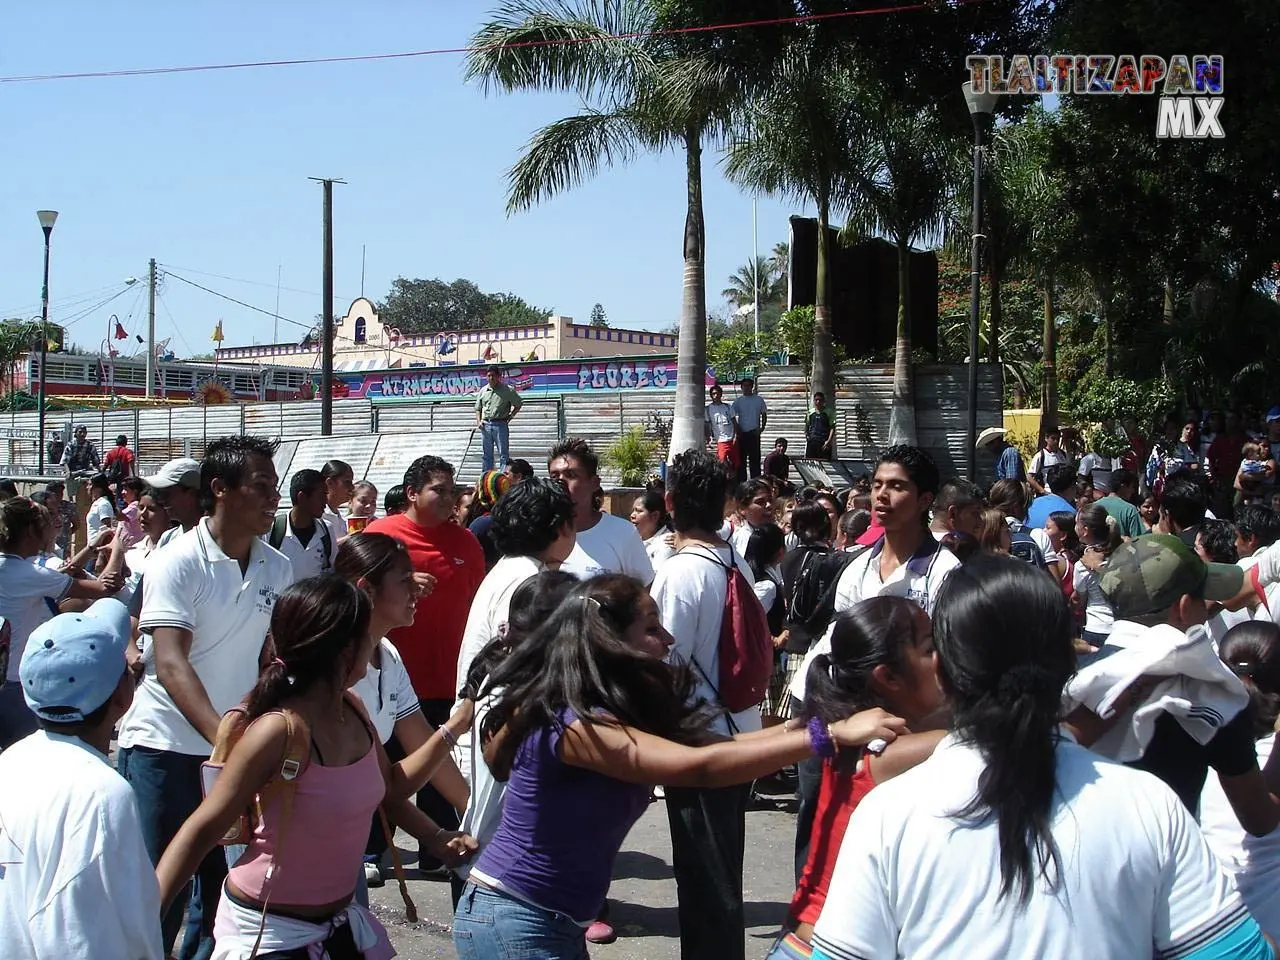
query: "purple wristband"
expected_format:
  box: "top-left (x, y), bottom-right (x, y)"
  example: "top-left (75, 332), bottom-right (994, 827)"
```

top-left (806, 716), bottom-right (836, 759)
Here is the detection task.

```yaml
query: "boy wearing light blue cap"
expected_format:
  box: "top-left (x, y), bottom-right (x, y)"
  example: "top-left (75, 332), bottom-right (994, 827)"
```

top-left (0, 599), bottom-right (163, 959)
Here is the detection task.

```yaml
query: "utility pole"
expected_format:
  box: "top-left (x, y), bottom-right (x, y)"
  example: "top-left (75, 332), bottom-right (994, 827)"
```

top-left (145, 258), bottom-right (157, 398)
top-left (309, 177), bottom-right (345, 435)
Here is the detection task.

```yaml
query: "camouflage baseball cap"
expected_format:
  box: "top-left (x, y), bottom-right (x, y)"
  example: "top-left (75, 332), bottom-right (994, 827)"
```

top-left (1099, 533), bottom-right (1244, 620)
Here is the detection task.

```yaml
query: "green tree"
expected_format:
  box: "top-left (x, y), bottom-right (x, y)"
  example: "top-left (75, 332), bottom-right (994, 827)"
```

top-left (377, 278), bottom-right (550, 333)
top-left (721, 255), bottom-right (784, 310)
top-left (844, 86), bottom-right (958, 445)
top-left (465, 0), bottom-right (790, 459)
top-left (0, 319), bottom-right (45, 396)
top-left (589, 302), bottom-right (608, 327)
top-left (487, 292), bottom-right (554, 328)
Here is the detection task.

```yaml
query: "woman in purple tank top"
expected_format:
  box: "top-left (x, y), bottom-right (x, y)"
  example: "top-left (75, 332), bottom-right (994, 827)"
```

top-left (453, 574), bottom-right (908, 960)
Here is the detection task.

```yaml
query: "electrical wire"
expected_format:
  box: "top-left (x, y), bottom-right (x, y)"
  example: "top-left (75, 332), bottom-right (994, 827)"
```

top-left (0, 1), bottom-right (990, 85)
top-left (157, 262), bottom-right (351, 302)
top-left (0, 281), bottom-right (141, 321)
top-left (53, 284), bottom-right (141, 330)
top-left (157, 291), bottom-right (197, 359)
top-left (160, 269), bottom-right (311, 330)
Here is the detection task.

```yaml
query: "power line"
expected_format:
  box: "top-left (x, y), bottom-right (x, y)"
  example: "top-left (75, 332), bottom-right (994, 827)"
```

top-left (160, 269), bottom-right (311, 330)
top-left (0, 1), bottom-right (989, 85)
top-left (156, 262), bottom-right (354, 302)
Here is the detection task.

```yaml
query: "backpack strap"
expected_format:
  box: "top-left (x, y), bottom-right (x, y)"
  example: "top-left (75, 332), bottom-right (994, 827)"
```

top-left (268, 513), bottom-right (288, 551)
top-left (674, 543), bottom-right (739, 733)
top-left (317, 518), bottom-right (333, 571)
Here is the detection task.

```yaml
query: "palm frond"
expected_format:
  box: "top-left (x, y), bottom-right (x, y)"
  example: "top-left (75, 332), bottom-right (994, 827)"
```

top-left (465, 0), bottom-right (656, 102)
top-left (505, 108), bottom-right (647, 213)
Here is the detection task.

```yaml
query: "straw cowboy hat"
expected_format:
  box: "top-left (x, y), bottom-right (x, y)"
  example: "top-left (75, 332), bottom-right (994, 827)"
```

top-left (975, 426), bottom-right (1008, 449)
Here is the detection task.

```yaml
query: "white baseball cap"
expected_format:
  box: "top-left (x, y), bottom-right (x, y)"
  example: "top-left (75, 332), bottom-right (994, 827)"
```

top-left (143, 457), bottom-right (201, 490)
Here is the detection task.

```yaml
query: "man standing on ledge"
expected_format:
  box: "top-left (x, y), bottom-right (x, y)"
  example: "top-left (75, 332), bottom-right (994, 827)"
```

top-left (731, 376), bottom-right (768, 480)
top-left (475, 365), bottom-right (523, 472)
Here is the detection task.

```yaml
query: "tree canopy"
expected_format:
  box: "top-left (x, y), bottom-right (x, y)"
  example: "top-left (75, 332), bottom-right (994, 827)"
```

top-left (376, 277), bottom-right (552, 334)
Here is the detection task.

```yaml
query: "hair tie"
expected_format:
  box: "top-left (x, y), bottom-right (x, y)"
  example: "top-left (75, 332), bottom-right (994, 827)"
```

top-left (272, 657), bottom-right (287, 669)
top-left (581, 596), bottom-right (602, 613)
top-left (995, 664), bottom-right (1060, 700)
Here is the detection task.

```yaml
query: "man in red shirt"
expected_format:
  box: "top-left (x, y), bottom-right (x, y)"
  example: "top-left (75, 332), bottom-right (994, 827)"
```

top-left (364, 454), bottom-right (484, 867)
top-left (102, 434), bottom-right (137, 482)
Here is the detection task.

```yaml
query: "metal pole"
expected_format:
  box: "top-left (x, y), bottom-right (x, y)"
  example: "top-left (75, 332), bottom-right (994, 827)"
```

top-left (37, 227), bottom-right (52, 474)
top-left (145, 258), bottom-right (156, 397)
top-left (273, 264), bottom-right (281, 345)
top-left (965, 119), bottom-right (985, 482)
top-left (752, 197), bottom-right (760, 352)
top-left (319, 179), bottom-right (336, 436)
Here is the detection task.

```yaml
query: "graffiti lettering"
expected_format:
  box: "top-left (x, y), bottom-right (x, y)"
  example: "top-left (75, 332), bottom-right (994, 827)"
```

top-left (574, 360), bottom-right (671, 393)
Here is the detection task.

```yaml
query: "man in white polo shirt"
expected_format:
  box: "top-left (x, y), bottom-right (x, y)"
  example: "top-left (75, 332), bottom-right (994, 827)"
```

top-left (267, 468), bottom-right (335, 582)
top-left (116, 435), bottom-right (291, 960)
top-left (787, 445), bottom-right (960, 880)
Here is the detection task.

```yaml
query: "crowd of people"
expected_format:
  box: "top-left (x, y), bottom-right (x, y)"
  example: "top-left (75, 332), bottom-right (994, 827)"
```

top-left (5, 406), bottom-right (1280, 959)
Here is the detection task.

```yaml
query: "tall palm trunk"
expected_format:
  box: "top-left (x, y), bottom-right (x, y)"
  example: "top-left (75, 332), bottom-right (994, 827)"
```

top-left (811, 191), bottom-right (835, 452)
top-left (889, 237), bottom-right (917, 445)
top-left (670, 126), bottom-right (708, 458)
top-left (1040, 267), bottom-right (1058, 435)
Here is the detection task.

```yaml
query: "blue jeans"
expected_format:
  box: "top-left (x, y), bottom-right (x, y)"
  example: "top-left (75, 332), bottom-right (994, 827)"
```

top-left (453, 882), bottom-right (589, 960)
top-left (117, 745), bottom-right (226, 960)
top-left (480, 420), bottom-right (510, 472)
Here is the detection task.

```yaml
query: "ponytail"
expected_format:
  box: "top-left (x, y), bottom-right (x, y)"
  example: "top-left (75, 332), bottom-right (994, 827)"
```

top-left (932, 554), bottom-right (1074, 904)
top-left (244, 575), bottom-right (371, 720)
top-left (1221, 621), bottom-right (1280, 738)
top-left (1078, 504), bottom-right (1121, 555)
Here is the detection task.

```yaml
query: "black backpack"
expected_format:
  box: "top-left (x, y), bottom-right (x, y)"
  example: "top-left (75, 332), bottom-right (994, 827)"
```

top-left (785, 546), bottom-right (860, 647)
top-left (268, 513), bottom-right (333, 570)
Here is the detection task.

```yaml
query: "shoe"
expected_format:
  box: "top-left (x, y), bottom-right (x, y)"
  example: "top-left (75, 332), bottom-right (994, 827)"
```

top-left (585, 920), bottom-right (616, 944)
top-left (363, 861), bottom-right (385, 888)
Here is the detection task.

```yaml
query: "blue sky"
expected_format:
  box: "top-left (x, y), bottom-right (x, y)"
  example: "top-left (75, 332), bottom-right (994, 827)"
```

top-left (0, 2), bottom-right (801, 359)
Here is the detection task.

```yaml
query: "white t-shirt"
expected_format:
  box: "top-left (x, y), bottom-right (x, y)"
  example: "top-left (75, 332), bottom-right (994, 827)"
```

top-left (0, 555), bottom-right (73, 682)
top-left (85, 496), bottom-right (114, 544)
top-left (705, 402), bottom-right (735, 443)
top-left (813, 734), bottom-right (1252, 960)
top-left (350, 638), bottom-right (420, 745)
top-left (322, 506), bottom-right (348, 550)
top-left (651, 543), bottom-right (762, 737)
top-left (1200, 733), bottom-right (1280, 934)
top-left (455, 690), bottom-right (504, 883)
top-left (1073, 559), bottom-right (1115, 636)
top-left (791, 537), bottom-right (961, 701)
top-left (561, 512), bottom-right (654, 583)
top-left (1029, 448), bottom-right (1070, 477)
top-left (731, 394), bottom-right (767, 433)
top-left (0, 731), bottom-right (164, 959)
top-left (1078, 452), bottom-right (1119, 491)
top-left (453, 555), bottom-right (544, 783)
top-left (268, 514), bottom-right (336, 583)
top-left (119, 518), bottom-right (293, 756)
top-left (643, 529), bottom-right (676, 571)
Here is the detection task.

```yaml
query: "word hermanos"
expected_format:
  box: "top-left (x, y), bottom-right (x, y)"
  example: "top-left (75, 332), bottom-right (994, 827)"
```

top-left (966, 54), bottom-right (1224, 140)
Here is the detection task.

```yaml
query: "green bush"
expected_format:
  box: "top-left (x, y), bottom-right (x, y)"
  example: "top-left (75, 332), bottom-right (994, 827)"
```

top-left (602, 426), bottom-right (659, 487)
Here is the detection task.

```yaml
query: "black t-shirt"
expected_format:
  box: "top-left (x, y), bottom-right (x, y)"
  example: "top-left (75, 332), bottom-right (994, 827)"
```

top-left (1126, 708), bottom-right (1257, 815)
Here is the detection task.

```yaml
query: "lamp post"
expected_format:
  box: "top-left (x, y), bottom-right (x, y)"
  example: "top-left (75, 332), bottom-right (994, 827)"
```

top-left (36, 210), bottom-right (58, 475)
top-left (962, 83), bottom-right (997, 481)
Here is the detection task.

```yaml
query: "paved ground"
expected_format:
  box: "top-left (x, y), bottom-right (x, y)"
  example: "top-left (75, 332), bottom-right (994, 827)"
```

top-left (368, 780), bottom-right (799, 959)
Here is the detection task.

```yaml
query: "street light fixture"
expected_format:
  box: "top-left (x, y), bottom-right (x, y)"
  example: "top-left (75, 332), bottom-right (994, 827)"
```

top-left (35, 210), bottom-right (58, 475)
top-left (962, 83), bottom-right (997, 482)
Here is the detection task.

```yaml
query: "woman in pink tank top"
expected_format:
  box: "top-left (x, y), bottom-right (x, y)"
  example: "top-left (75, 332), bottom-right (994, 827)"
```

top-left (156, 575), bottom-right (479, 959)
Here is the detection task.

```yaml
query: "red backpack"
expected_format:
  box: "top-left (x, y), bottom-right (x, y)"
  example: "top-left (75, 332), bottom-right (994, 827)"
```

top-left (686, 546), bottom-right (774, 714)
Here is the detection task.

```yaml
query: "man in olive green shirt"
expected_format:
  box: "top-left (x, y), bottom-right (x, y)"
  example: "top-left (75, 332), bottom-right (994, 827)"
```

top-left (475, 365), bottom-right (523, 471)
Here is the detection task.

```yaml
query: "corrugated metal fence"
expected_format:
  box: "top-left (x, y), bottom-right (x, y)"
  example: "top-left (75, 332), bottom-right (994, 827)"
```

top-left (1, 363), bottom-right (999, 487)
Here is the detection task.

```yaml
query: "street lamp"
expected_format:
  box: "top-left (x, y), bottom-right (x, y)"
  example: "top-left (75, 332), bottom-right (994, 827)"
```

top-left (962, 83), bottom-right (997, 481)
top-left (35, 209), bottom-right (58, 475)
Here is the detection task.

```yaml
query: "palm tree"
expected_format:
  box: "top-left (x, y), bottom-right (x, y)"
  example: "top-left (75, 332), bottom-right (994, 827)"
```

top-left (725, 46), bottom-right (864, 444)
top-left (721, 256), bottom-right (778, 310)
top-left (465, 0), bottom-right (779, 457)
top-left (845, 87), bottom-right (956, 446)
top-left (0, 319), bottom-right (44, 397)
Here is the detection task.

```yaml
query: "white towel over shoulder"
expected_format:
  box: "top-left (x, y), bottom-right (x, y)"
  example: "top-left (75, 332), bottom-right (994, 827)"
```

top-left (1063, 622), bottom-right (1249, 762)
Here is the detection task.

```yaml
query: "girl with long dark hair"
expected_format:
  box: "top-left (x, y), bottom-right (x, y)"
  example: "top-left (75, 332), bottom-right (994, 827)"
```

top-left (1201, 620), bottom-right (1280, 934)
top-left (810, 554), bottom-right (1273, 960)
top-left (156, 575), bottom-right (477, 958)
top-left (630, 488), bottom-right (675, 570)
top-left (1073, 504), bottom-right (1122, 649)
top-left (453, 574), bottom-right (907, 960)
top-left (769, 597), bottom-right (946, 959)
top-left (336, 533), bottom-right (471, 891)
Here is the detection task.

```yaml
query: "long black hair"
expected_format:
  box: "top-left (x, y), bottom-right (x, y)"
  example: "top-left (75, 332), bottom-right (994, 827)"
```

top-left (481, 574), bottom-right (719, 778)
top-left (246, 574), bottom-right (372, 720)
top-left (334, 532), bottom-right (410, 589)
top-left (745, 523), bottom-right (785, 581)
top-left (459, 571), bottom-right (580, 701)
top-left (802, 596), bottom-right (927, 766)
top-left (1221, 620), bottom-right (1280, 738)
top-left (932, 553), bottom-right (1074, 904)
